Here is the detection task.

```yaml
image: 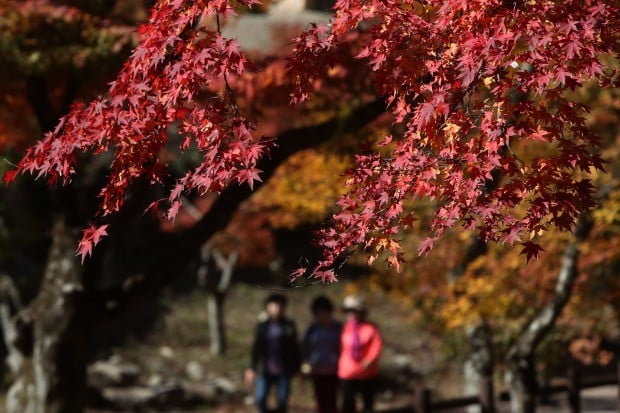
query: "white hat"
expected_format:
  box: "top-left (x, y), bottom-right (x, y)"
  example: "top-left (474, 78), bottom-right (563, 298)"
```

top-left (342, 295), bottom-right (366, 312)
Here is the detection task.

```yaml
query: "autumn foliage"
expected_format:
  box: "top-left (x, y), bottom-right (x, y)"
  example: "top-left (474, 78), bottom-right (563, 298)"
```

top-left (4, 0), bottom-right (619, 281)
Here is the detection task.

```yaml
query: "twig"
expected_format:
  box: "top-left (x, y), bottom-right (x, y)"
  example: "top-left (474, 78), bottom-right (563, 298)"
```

top-left (248, 280), bottom-right (324, 291)
top-left (216, 13), bottom-right (240, 113)
top-left (2, 158), bottom-right (17, 168)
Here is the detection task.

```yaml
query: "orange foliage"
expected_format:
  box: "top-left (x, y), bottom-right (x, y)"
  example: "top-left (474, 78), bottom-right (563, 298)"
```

top-left (249, 149), bottom-right (350, 228)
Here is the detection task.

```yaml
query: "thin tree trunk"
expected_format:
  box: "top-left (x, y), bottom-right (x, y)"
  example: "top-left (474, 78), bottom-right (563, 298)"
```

top-left (448, 236), bottom-right (496, 413)
top-left (0, 275), bottom-right (25, 377)
top-left (4, 218), bottom-right (90, 413)
top-left (206, 291), bottom-right (226, 356)
top-left (197, 244), bottom-right (237, 356)
top-left (505, 354), bottom-right (537, 413)
top-left (505, 215), bottom-right (593, 413)
top-left (464, 322), bottom-right (495, 413)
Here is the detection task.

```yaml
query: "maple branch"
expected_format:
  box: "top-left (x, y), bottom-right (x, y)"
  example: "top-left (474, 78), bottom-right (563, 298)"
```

top-left (216, 13), bottom-right (239, 111)
top-left (447, 168), bottom-right (502, 282)
top-left (93, 98), bottom-right (385, 309)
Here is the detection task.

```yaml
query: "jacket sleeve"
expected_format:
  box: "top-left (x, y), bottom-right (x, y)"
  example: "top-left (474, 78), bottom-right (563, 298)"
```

top-left (250, 322), bottom-right (262, 371)
top-left (290, 321), bottom-right (302, 372)
top-left (302, 325), bottom-right (313, 361)
top-left (364, 324), bottom-right (383, 364)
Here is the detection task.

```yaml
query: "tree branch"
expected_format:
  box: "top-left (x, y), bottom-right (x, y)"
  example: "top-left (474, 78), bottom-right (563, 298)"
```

top-left (0, 275), bottom-right (24, 375)
top-left (213, 249), bottom-right (237, 293)
top-left (510, 215), bottom-right (593, 358)
top-left (447, 169), bottom-right (502, 281)
top-left (93, 98), bottom-right (386, 310)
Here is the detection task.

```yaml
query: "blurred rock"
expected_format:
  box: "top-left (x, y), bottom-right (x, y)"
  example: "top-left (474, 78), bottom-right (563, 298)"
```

top-left (88, 358), bottom-right (140, 388)
top-left (380, 389), bottom-right (395, 401)
top-left (147, 373), bottom-right (163, 387)
top-left (390, 353), bottom-right (413, 366)
top-left (183, 382), bottom-right (218, 400)
top-left (185, 360), bottom-right (204, 381)
top-left (102, 386), bottom-right (154, 405)
top-left (99, 382), bottom-right (222, 409)
top-left (214, 376), bottom-right (237, 394)
top-left (88, 355), bottom-right (242, 409)
top-left (384, 353), bottom-right (418, 376)
top-left (159, 346), bottom-right (175, 358)
top-left (379, 353), bottom-right (423, 392)
top-left (102, 383), bottom-right (185, 408)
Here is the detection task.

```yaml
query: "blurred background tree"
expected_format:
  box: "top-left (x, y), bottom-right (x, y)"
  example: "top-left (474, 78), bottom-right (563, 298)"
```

top-left (0, 1), bottom-right (618, 413)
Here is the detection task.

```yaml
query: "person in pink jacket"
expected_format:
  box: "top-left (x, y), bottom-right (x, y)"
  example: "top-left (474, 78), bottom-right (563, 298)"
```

top-left (338, 295), bottom-right (383, 413)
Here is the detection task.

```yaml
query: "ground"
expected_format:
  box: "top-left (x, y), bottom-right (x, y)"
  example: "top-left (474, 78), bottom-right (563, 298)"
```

top-left (110, 280), bottom-right (442, 411)
top-left (93, 280), bottom-right (620, 412)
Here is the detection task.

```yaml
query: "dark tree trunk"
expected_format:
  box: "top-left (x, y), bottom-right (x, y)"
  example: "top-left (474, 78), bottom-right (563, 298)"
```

top-left (464, 322), bottom-right (495, 413)
top-left (448, 236), bottom-right (496, 413)
top-left (0, 72), bottom-right (93, 413)
top-left (0, 98), bottom-right (384, 411)
top-left (448, 171), bottom-right (501, 413)
top-left (3, 218), bottom-right (91, 413)
top-left (505, 353), bottom-right (537, 413)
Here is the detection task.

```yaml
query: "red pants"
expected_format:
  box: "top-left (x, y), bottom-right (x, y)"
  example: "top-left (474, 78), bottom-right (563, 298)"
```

top-left (311, 374), bottom-right (339, 413)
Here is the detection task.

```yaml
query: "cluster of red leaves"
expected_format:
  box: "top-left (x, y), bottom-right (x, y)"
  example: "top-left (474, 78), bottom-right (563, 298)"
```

top-left (5, 0), bottom-right (619, 275)
top-left (5, 0), bottom-right (265, 260)
top-left (77, 224), bottom-right (109, 262)
top-left (288, 0), bottom-right (619, 281)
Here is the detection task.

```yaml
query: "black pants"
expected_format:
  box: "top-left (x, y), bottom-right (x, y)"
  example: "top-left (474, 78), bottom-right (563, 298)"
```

top-left (341, 378), bottom-right (376, 413)
top-left (312, 374), bottom-right (339, 413)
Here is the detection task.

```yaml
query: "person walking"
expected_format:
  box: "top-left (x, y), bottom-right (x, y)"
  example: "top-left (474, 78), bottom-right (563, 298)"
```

top-left (302, 296), bottom-right (342, 413)
top-left (338, 295), bottom-right (383, 413)
top-left (246, 293), bottom-right (301, 413)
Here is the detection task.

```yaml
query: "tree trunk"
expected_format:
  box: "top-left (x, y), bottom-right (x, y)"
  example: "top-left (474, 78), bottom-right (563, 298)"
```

top-left (3, 218), bottom-right (90, 413)
top-left (0, 65), bottom-right (383, 413)
top-left (465, 322), bottom-right (495, 413)
top-left (448, 236), bottom-right (496, 413)
top-left (504, 215), bottom-right (594, 413)
top-left (197, 244), bottom-right (237, 356)
top-left (505, 354), bottom-right (537, 413)
top-left (206, 291), bottom-right (226, 356)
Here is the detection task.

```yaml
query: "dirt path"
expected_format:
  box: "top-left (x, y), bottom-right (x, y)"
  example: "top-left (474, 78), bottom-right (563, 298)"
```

top-left (212, 385), bottom-right (619, 413)
top-left (430, 385), bottom-right (620, 413)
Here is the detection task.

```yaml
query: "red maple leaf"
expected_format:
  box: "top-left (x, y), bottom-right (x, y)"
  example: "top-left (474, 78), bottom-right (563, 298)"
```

top-left (76, 224), bottom-right (109, 263)
top-left (520, 241), bottom-right (545, 263)
top-left (2, 169), bottom-right (17, 186)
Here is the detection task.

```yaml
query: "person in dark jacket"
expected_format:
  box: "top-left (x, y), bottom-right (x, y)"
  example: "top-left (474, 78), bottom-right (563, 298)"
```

top-left (245, 293), bottom-right (301, 413)
top-left (302, 296), bottom-right (342, 413)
